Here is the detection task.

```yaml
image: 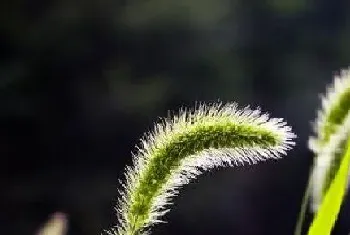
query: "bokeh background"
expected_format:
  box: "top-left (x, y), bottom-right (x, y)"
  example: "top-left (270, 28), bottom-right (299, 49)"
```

top-left (2, 0), bottom-right (350, 234)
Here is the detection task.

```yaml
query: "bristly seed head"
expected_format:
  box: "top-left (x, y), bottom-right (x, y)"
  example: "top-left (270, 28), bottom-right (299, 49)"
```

top-left (112, 102), bottom-right (296, 235)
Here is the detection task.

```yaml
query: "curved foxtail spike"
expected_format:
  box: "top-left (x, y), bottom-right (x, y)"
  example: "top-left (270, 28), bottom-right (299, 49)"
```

top-left (110, 102), bottom-right (296, 235)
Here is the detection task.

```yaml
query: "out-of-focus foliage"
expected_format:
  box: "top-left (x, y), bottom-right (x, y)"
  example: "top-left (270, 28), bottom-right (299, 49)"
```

top-left (36, 213), bottom-right (67, 235)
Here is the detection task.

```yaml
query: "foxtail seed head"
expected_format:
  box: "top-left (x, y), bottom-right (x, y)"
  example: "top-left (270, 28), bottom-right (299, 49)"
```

top-left (113, 102), bottom-right (296, 235)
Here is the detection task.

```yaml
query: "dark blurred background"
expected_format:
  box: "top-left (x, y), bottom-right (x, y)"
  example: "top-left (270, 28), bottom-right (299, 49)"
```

top-left (1, 0), bottom-right (350, 234)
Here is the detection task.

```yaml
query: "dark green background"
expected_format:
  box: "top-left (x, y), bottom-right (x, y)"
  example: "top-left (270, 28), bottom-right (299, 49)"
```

top-left (1, 0), bottom-right (350, 234)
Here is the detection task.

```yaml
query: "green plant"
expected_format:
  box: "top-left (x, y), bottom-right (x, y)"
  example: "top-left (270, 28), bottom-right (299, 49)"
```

top-left (104, 68), bottom-right (350, 235)
top-left (106, 102), bottom-right (296, 235)
top-left (295, 69), bottom-right (350, 235)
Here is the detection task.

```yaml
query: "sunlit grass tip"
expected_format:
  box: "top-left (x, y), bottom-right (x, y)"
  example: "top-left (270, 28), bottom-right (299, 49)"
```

top-left (112, 102), bottom-right (296, 235)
